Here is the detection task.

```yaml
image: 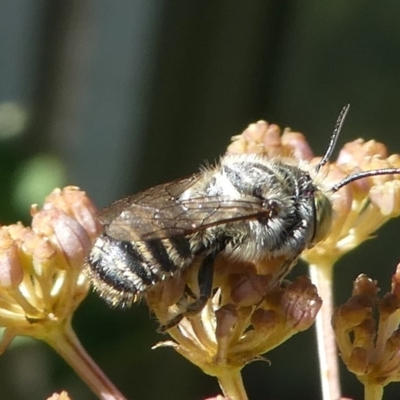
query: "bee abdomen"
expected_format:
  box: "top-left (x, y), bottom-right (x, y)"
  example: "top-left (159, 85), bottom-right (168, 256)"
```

top-left (87, 234), bottom-right (193, 307)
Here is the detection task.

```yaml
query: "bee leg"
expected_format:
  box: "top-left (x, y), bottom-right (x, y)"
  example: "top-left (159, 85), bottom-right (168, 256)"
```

top-left (158, 254), bottom-right (215, 332)
top-left (158, 314), bottom-right (183, 332)
top-left (183, 284), bottom-right (197, 300)
top-left (184, 253), bottom-right (214, 316)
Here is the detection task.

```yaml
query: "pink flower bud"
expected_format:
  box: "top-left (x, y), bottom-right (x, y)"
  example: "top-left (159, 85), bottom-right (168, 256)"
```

top-left (229, 273), bottom-right (270, 306)
top-left (336, 139), bottom-right (388, 167)
top-left (243, 120), bottom-right (271, 143)
top-left (369, 181), bottom-right (400, 216)
top-left (40, 186), bottom-right (101, 242)
top-left (281, 130), bottom-right (314, 160)
top-left (0, 228), bottom-right (23, 288)
top-left (251, 308), bottom-right (279, 333)
top-left (281, 276), bottom-right (322, 331)
top-left (32, 208), bottom-right (91, 270)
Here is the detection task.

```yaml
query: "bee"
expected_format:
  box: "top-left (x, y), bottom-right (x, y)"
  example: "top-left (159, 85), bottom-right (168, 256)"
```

top-left (87, 105), bottom-right (400, 328)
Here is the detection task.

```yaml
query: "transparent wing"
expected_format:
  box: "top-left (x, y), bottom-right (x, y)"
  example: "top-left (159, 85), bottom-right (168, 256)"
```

top-left (99, 173), bottom-right (270, 241)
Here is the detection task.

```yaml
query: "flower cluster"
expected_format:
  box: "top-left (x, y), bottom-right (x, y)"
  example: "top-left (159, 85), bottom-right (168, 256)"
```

top-left (0, 186), bottom-right (99, 348)
top-left (333, 265), bottom-right (400, 398)
top-left (304, 139), bottom-right (400, 266)
top-left (145, 119), bottom-right (400, 399)
top-left (47, 391), bottom-right (72, 400)
top-left (152, 261), bottom-right (321, 399)
top-left (226, 119), bottom-right (400, 400)
top-left (227, 120), bottom-right (314, 160)
top-left (153, 262), bottom-right (321, 363)
top-left (0, 187), bottom-right (127, 400)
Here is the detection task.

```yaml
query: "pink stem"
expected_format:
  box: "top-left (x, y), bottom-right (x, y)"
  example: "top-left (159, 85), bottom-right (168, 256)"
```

top-left (46, 321), bottom-right (128, 400)
top-left (309, 263), bottom-right (341, 400)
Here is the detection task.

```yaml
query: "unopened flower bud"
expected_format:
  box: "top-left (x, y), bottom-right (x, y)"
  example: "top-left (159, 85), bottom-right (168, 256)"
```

top-left (352, 274), bottom-right (379, 298)
top-left (281, 277), bottom-right (322, 331)
top-left (0, 229), bottom-right (23, 289)
top-left (229, 273), bottom-right (269, 306)
top-left (41, 186), bottom-right (100, 241)
top-left (22, 228), bottom-right (57, 275)
top-left (348, 347), bottom-right (369, 374)
top-left (281, 130), bottom-right (314, 160)
top-left (32, 208), bottom-right (91, 270)
top-left (369, 181), bottom-right (400, 216)
top-left (227, 121), bottom-right (278, 155)
top-left (336, 298), bottom-right (371, 328)
top-left (336, 139), bottom-right (388, 167)
top-left (215, 304), bottom-right (238, 339)
top-left (146, 276), bottom-right (186, 327)
top-left (251, 309), bottom-right (279, 333)
top-left (227, 120), bottom-right (313, 160)
top-left (379, 293), bottom-right (400, 317)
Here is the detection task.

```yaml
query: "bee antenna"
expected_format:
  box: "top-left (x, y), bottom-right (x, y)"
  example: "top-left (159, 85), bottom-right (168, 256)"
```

top-left (315, 104), bottom-right (351, 174)
top-left (330, 168), bottom-right (400, 193)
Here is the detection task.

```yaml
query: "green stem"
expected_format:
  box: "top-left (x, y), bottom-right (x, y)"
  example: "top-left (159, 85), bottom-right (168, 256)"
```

top-left (217, 369), bottom-right (248, 400)
top-left (364, 382), bottom-right (384, 400)
top-left (45, 320), bottom-right (128, 400)
top-left (309, 263), bottom-right (341, 400)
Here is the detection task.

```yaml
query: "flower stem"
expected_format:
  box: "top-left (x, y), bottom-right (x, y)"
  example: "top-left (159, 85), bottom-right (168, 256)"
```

top-left (45, 320), bottom-right (127, 400)
top-left (309, 263), bottom-right (341, 400)
top-left (364, 382), bottom-right (384, 400)
top-left (217, 369), bottom-right (248, 400)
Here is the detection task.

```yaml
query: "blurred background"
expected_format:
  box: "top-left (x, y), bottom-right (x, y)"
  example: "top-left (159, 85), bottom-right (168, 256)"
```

top-left (1, 1), bottom-right (400, 399)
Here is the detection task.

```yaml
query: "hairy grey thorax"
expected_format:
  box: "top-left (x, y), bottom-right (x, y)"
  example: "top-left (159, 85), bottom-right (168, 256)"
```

top-left (186, 154), bottom-right (318, 261)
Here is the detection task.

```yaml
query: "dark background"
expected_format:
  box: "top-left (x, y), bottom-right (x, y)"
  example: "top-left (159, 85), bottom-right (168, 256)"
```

top-left (1, 1), bottom-right (400, 399)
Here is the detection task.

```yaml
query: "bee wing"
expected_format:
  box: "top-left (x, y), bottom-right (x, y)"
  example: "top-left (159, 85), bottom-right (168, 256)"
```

top-left (99, 174), bottom-right (269, 241)
top-left (98, 174), bottom-right (202, 225)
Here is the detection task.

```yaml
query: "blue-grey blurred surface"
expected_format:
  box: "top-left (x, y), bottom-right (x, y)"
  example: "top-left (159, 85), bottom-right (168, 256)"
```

top-left (1, 1), bottom-right (400, 399)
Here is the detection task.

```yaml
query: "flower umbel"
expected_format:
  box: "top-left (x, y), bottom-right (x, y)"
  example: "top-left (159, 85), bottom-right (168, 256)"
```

top-left (152, 259), bottom-right (321, 400)
top-left (304, 139), bottom-right (400, 265)
top-left (0, 186), bottom-right (98, 341)
top-left (333, 265), bottom-right (400, 400)
top-left (227, 119), bottom-right (400, 400)
top-left (0, 186), bottom-right (126, 400)
top-left (145, 119), bottom-right (400, 400)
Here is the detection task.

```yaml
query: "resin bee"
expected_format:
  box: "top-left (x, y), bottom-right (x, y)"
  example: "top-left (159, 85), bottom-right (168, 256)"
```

top-left (87, 105), bottom-right (400, 326)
